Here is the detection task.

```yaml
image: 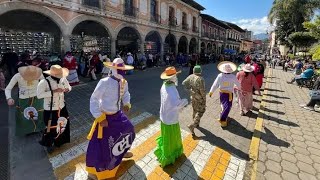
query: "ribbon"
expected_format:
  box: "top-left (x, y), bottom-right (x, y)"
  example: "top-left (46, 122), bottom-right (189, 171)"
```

top-left (87, 113), bottom-right (106, 140)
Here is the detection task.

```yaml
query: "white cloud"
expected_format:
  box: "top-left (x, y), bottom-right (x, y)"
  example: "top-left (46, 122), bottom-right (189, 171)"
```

top-left (231, 16), bottom-right (273, 35)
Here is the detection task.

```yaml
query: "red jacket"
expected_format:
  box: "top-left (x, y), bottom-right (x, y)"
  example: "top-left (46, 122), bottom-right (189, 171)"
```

top-left (63, 56), bottom-right (77, 70)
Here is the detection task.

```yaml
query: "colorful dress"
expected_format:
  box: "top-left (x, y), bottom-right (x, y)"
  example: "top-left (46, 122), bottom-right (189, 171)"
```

top-left (5, 73), bottom-right (45, 136)
top-left (63, 55), bottom-right (79, 86)
top-left (155, 81), bottom-right (188, 167)
top-left (37, 76), bottom-right (71, 147)
top-left (86, 76), bottom-right (135, 179)
top-left (209, 73), bottom-right (240, 125)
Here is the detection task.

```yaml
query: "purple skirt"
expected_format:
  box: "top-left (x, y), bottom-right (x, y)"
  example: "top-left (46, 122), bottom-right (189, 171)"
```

top-left (86, 111), bottom-right (135, 171)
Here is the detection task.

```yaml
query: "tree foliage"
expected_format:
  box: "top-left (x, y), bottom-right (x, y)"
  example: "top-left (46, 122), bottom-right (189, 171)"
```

top-left (288, 32), bottom-right (317, 50)
top-left (303, 15), bottom-right (320, 39)
top-left (309, 44), bottom-right (320, 60)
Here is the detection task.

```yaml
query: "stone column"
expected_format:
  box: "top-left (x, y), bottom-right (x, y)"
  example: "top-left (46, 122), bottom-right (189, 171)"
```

top-left (175, 42), bottom-right (178, 55)
top-left (140, 39), bottom-right (145, 54)
top-left (160, 42), bottom-right (164, 61)
top-left (61, 33), bottom-right (71, 54)
top-left (111, 38), bottom-right (116, 58)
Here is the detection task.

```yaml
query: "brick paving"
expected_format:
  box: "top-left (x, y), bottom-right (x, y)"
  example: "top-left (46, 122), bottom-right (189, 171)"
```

top-left (256, 67), bottom-right (320, 180)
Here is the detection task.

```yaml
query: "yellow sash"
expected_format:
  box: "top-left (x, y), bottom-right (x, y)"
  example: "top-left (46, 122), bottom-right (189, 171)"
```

top-left (220, 89), bottom-right (233, 102)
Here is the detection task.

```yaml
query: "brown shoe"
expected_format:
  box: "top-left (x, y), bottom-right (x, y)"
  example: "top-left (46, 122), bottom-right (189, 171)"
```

top-left (219, 120), bottom-right (228, 128)
top-left (123, 152), bottom-right (133, 158)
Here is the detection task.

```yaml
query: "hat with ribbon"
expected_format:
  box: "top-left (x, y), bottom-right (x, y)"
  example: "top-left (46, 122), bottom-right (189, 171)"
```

top-left (217, 61), bottom-right (237, 73)
top-left (242, 63), bottom-right (255, 72)
top-left (44, 65), bottom-right (69, 78)
top-left (103, 58), bottom-right (134, 70)
top-left (160, 66), bottom-right (181, 79)
top-left (18, 66), bottom-right (42, 81)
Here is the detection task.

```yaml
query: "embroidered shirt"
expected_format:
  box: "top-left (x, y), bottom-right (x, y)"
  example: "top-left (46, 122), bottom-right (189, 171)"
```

top-left (5, 73), bottom-right (44, 99)
top-left (210, 73), bottom-right (240, 93)
top-left (160, 82), bottom-right (188, 125)
top-left (90, 77), bottom-right (130, 118)
top-left (37, 76), bottom-right (71, 110)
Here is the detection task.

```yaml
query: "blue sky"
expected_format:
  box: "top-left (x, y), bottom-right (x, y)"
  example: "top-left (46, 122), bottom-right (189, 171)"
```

top-left (194, 0), bottom-right (274, 34)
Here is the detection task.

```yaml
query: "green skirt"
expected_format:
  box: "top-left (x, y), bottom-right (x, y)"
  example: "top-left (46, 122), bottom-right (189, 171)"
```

top-left (15, 97), bottom-right (45, 136)
top-left (154, 121), bottom-right (183, 167)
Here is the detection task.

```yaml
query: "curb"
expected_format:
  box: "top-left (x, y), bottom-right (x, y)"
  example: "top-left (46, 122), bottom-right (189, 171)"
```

top-left (246, 68), bottom-right (273, 180)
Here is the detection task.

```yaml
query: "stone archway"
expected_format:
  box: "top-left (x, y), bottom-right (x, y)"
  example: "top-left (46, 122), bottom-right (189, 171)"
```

top-left (178, 36), bottom-right (188, 54)
top-left (200, 42), bottom-right (206, 54)
top-left (116, 27), bottom-right (141, 55)
top-left (189, 38), bottom-right (197, 54)
top-left (145, 31), bottom-right (162, 54)
top-left (207, 43), bottom-right (212, 54)
top-left (164, 33), bottom-right (177, 54)
top-left (213, 44), bottom-right (217, 54)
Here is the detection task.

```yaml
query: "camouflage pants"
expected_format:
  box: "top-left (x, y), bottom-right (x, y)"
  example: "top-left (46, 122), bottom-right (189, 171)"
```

top-left (191, 100), bottom-right (206, 127)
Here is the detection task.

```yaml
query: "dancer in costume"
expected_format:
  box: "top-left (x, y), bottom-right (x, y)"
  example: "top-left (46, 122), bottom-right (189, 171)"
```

top-left (209, 61), bottom-right (240, 127)
top-left (182, 65), bottom-right (206, 135)
top-left (86, 58), bottom-right (135, 180)
top-left (63, 51), bottom-right (79, 86)
top-left (37, 65), bottom-right (71, 152)
top-left (5, 66), bottom-right (45, 136)
top-left (155, 67), bottom-right (188, 167)
top-left (236, 64), bottom-right (261, 116)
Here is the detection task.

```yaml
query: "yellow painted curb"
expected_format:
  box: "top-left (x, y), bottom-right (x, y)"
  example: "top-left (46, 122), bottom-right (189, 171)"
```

top-left (248, 68), bottom-right (272, 180)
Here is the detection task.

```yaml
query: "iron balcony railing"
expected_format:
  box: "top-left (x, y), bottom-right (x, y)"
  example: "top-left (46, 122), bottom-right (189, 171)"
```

top-left (150, 13), bottom-right (161, 24)
top-left (182, 23), bottom-right (189, 31)
top-left (124, 6), bottom-right (138, 17)
top-left (169, 17), bottom-right (177, 27)
top-left (192, 26), bottom-right (199, 33)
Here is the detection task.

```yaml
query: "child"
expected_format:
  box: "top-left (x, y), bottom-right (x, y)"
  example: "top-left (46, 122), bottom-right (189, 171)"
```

top-left (0, 68), bottom-right (5, 91)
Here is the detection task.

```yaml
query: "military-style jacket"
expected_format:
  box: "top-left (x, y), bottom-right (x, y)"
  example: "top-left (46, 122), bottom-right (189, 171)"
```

top-left (182, 74), bottom-right (206, 102)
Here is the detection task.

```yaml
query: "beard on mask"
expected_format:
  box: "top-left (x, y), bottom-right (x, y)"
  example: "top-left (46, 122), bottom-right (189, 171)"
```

top-left (169, 75), bottom-right (178, 86)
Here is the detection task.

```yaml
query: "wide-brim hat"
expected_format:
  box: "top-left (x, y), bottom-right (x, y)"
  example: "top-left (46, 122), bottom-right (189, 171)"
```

top-left (217, 61), bottom-right (237, 73)
top-left (104, 58), bottom-right (134, 70)
top-left (18, 66), bottom-right (42, 81)
top-left (160, 66), bottom-right (181, 79)
top-left (242, 64), bottom-right (255, 72)
top-left (44, 65), bottom-right (69, 78)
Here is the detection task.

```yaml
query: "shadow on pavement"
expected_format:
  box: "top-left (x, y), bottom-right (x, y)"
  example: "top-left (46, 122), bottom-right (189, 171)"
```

top-left (249, 112), bottom-right (299, 127)
top-left (260, 107), bottom-right (286, 115)
top-left (262, 99), bottom-right (283, 104)
top-left (263, 88), bottom-right (284, 92)
top-left (197, 127), bottom-right (249, 160)
top-left (265, 94), bottom-right (290, 99)
top-left (226, 118), bottom-right (253, 140)
top-left (114, 159), bottom-right (147, 179)
top-left (261, 127), bottom-right (290, 148)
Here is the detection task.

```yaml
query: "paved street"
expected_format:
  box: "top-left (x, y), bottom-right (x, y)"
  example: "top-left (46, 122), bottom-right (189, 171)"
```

top-left (7, 63), bottom-right (320, 180)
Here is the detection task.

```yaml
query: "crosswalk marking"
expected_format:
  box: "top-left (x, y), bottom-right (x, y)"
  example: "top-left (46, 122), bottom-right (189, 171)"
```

top-left (48, 111), bottom-right (248, 180)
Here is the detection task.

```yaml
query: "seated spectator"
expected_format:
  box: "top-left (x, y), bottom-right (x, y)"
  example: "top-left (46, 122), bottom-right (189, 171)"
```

top-left (288, 66), bottom-right (314, 85)
top-left (300, 76), bottom-right (320, 111)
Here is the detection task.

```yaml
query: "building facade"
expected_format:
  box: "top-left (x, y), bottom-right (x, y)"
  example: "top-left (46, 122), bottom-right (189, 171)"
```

top-left (0, 0), bottom-right (204, 58)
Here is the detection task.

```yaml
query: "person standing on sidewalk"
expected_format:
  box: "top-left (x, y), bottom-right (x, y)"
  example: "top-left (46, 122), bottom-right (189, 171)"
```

top-left (236, 64), bottom-right (261, 116)
top-left (155, 67), bottom-right (188, 167)
top-left (182, 65), bottom-right (206, 135)
top-left (86, 58), bottom-right (135, 179)
top-left (209, 61), bottom-right (240, 127)
top-left (63, 52), bottom-right (80, 86)
top-left (5, 66), bottom-right (45, 136)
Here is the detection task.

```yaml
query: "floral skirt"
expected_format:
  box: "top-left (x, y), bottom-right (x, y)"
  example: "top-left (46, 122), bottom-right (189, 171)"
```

top-left (154, 122), bottom-right (183, 167)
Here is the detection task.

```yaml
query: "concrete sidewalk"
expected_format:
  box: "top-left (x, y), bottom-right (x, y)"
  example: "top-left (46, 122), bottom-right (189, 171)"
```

top-left (254, 68), bottom-right (320, 180)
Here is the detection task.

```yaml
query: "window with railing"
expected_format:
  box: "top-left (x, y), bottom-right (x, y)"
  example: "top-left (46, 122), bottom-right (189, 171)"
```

top-left (192, 26), bottom-right (198, 33)
top-left (182, 12), bottom-right (188, 30)
top-left (150, 0), bottom-right (160, 23)
top-left (124, 0), bottom-right (136, 17)
top-left (82, 0), bottom-right (100, 8)
top-left (169, 7), bottom-right (176, 27)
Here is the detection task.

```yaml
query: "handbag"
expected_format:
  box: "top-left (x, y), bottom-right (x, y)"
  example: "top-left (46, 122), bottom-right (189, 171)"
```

top-left (310, 90), bottom-right (320, 100)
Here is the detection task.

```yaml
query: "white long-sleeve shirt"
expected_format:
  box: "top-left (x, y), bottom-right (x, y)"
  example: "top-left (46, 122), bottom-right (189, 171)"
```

top-left (37, 76), bottom-right (71, 110)
top-left (90, 77), bottom-right (130, 118)
top-left (5, 73), bottom-right (44, 99)
top-left (210, 73), bottom-right (240, 93)
top-left (160, 83), bottom-right (188, 125)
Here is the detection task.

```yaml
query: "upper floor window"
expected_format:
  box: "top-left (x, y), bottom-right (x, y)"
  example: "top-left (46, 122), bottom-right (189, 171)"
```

top-left (150, 0), bottom-right (159, 22)
top-left (169, 7), bottom-right (176, 26)
top-left (124, 0), bottom-right (136, 17)
top-left (83, 0), bottom-right (100, 8)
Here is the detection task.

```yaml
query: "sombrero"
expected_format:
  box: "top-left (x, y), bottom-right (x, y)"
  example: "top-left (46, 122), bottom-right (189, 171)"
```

top-left (160, 66), bottom-right (181, 79)
top-left (103, 58), bottom-right (134, 70)
top-left (44, 65), bottom-right (69, 78)
top-left (242, 64), bottom-right (255, 72)
top-left (18, 66), bottom-right (42, 81)
top-left (217, 61), bottom-right (237, 73)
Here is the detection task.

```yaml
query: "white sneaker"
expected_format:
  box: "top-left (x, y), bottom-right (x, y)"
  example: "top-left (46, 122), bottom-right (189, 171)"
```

top-left (299, 104), bottom-right (306, 108)
top-left (303, 106), bottom-right (315, 111)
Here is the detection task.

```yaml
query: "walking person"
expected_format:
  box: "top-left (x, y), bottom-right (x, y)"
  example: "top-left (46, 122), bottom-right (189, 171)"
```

top-left (86, 58), bottom-right (135, 179)
top-left (87, 51), bottom-right (100, 80)
top-left (155, 67), bottom-right (188, 167)
top-left (252, 59), bottom-right (265, 88)
top-left (63, 51), bottom-right (80, 86)
top-left (5, 66), bottom-right (46, 136)
top-left (236, 64), bottom-right (261, 116)
top-left (209, 61), bottom-right (240, 127)
top-left (37, 65), bottom-right (71, 152)
top-left (182, 65), bottom-right (206, 135)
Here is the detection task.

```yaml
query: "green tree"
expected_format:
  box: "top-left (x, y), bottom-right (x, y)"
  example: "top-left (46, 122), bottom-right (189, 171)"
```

top-left (288, 32), bottom-right (317, 53)
top-left (303, 15), bottom-right (320, 39)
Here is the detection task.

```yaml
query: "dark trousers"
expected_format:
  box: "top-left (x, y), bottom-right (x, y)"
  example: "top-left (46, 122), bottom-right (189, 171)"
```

top-left (306, 99), bottom-right (320, 107)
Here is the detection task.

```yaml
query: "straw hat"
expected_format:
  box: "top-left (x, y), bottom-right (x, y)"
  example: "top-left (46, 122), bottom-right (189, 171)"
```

top-left (242, 64), bottom-right (255, 72)
top-left (18, 66), bottom-right (42, 81)
top-left (103, 58), bottom-right (134, 70)
top-left (160, 66), bottom-right (181, 79)
top-left (44, 65), bottom-right (69, 78)
top-left (217, 61), bottom-right (237, 73)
